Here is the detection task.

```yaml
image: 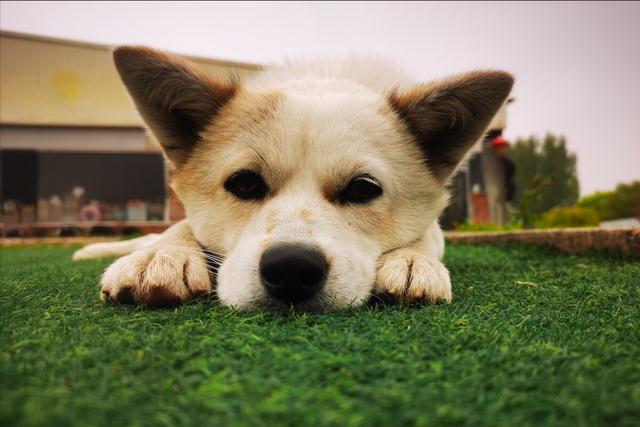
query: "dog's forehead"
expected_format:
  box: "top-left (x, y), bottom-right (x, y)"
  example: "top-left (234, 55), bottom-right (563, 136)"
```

top-left (274, 92), bottom-right (402, 178)
top-left (194, 86), bottom-right (422, 191)
top-left (273, 91), bottom-right (399, 153)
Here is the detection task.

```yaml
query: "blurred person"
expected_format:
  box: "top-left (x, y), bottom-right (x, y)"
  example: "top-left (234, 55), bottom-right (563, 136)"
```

top-left (491, 135), bottom-right (516, 204)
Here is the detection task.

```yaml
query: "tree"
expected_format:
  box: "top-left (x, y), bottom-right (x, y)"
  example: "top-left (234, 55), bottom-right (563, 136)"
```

top-left (508, 134), bottom-right (580, 227)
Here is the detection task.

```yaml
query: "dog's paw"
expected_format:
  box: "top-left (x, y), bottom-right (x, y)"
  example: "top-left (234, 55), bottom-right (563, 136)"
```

top-left (374, 250), bottom-right (452, 304)
top-left (100, 245), bottom-right (212, 307)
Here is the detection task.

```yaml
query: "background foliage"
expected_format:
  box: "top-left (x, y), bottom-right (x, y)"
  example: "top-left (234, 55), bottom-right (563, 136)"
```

top-left (509, 134), bottom-right (580, 227)
top-left (535, 207), bottom-right (600, 228)
top-left (578, 181), bottom-right (640, 221)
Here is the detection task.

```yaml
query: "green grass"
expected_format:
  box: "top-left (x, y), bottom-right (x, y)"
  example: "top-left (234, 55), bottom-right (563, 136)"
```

top-left (1, 245), bottom-right (639, 427)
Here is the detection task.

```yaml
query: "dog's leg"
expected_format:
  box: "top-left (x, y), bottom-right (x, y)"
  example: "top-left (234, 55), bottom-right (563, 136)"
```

top-left (374, 222), bottom-right (452, 304)
top-left (73, 233), bottom-right (162, 260)
top-left (100, 220), bottom-right (214, 307)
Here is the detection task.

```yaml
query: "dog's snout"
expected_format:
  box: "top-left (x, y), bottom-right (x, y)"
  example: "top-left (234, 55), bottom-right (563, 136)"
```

top-left (259, 244), bottom-right (328, 304)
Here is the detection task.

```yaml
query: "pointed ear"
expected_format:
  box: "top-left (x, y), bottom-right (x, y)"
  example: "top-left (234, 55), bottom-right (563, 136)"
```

top-left (389, 71), bottom-right (514, 181)
top-left (113, 46), bottom-right (237, 166)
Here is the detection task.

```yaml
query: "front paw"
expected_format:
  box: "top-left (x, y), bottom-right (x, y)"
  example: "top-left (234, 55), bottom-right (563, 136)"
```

top-left (100, 245), bottom-right (212, 307)
top-left (374, 251), bottom-right (452, 304)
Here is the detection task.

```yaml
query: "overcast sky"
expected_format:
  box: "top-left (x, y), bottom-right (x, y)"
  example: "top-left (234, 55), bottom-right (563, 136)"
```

top-left (2, 1), bottom-right (638, 195)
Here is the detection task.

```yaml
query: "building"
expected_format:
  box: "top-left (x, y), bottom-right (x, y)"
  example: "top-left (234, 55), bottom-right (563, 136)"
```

top-left (1, 31), bottom-right (511, 236)
top-left (0, 31), bottom-right (261, 236)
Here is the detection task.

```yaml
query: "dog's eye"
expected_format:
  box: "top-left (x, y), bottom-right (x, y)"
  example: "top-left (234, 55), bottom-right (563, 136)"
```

top-left (224, 170), bottom-right (269, 200)
top-left (339, 175), bottom-right (383, 204)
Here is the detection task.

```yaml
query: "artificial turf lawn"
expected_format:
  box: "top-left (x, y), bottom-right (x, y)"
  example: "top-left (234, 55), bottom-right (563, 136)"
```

top-left (0, 245), bottom-right (638, 427)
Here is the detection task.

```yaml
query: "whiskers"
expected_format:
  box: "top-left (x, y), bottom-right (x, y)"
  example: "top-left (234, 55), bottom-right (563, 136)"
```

top-left (157, 243), bottom-right (225, 276)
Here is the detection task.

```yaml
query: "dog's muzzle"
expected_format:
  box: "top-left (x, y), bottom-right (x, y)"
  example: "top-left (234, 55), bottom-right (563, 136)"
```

top-left (259, 244), bottom-right (328, 304)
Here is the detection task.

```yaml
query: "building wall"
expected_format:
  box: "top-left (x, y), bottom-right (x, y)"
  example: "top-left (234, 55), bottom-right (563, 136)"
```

top-left (0, 126), bottom-right (150, 152)
top-left (0, 31), bottom-right (261, 128)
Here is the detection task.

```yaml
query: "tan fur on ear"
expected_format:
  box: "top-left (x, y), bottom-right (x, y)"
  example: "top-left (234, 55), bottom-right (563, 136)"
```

top-left (113, 46), bottom-right (237, 166)
top-left (389, 71), bottom-right (514, 181)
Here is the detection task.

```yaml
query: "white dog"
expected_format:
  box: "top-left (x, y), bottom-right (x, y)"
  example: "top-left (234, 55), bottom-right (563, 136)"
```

top-left (74, 47), bottom-right (513, 312)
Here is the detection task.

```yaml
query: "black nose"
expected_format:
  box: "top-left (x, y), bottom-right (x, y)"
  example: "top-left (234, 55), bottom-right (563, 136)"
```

top-left (259, 244), bottom-right (328, 304)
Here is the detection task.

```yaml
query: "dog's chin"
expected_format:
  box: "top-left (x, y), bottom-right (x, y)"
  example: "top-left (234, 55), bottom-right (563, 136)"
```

top-left (217, 289), bottom-right (367, 314)
top-left (262, 292), bottom-right (367, 314)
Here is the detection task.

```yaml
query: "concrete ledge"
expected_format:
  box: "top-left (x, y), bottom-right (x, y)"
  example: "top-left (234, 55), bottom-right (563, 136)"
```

top-left (3, 228), bottom-right (639, 258)
top-left (445, 227), bottom-right (640, 257)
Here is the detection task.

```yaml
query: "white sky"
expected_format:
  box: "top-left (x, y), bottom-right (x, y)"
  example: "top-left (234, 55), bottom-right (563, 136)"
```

top-left (2, 1), bottom-right (639, 196)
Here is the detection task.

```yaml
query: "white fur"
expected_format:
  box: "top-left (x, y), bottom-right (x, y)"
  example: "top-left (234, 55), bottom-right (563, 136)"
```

top-left (248, 55), bottom-right (415, 94)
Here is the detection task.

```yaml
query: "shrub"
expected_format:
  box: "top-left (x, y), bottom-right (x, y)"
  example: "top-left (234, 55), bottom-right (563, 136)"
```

top-left (578, 181), bottom-right (640, 221)
top-left (536, 207), bottom-right (599, 228)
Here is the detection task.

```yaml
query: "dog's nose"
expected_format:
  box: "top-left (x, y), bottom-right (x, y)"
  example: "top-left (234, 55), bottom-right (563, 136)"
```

top-left (259, 244), bottom-right (328, 304)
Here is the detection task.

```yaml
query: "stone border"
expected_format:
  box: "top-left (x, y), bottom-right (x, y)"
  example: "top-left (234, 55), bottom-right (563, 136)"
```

top-left (3, 228), bottom-right (639, 258)
top-left (444, 227), bottom-right (640, 257)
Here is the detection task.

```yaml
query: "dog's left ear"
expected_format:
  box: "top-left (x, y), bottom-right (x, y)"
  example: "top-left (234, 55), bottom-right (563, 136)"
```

top-left (113, 46), bottom-right (237, 167)
top-left (389, 71), bottom-right (514, 181)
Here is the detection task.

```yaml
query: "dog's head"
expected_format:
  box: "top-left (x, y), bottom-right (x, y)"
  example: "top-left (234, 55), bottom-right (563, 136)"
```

top-left (113, 47), bottom-right (513, 312)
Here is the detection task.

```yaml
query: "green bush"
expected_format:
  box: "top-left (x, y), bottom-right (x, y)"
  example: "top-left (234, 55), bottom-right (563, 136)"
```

top-left (578, 181), bottom-right (640, 221)
top-left (536, 207), bottom-right (599, 228)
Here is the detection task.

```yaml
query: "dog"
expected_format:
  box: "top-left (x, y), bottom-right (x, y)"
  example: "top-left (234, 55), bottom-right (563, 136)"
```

top-left (74, 47), bottom-right (513, 312)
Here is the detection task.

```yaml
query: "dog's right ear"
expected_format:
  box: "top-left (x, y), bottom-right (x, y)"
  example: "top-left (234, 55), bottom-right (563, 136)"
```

top-left (113, 46), bottom-right (237, 166)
